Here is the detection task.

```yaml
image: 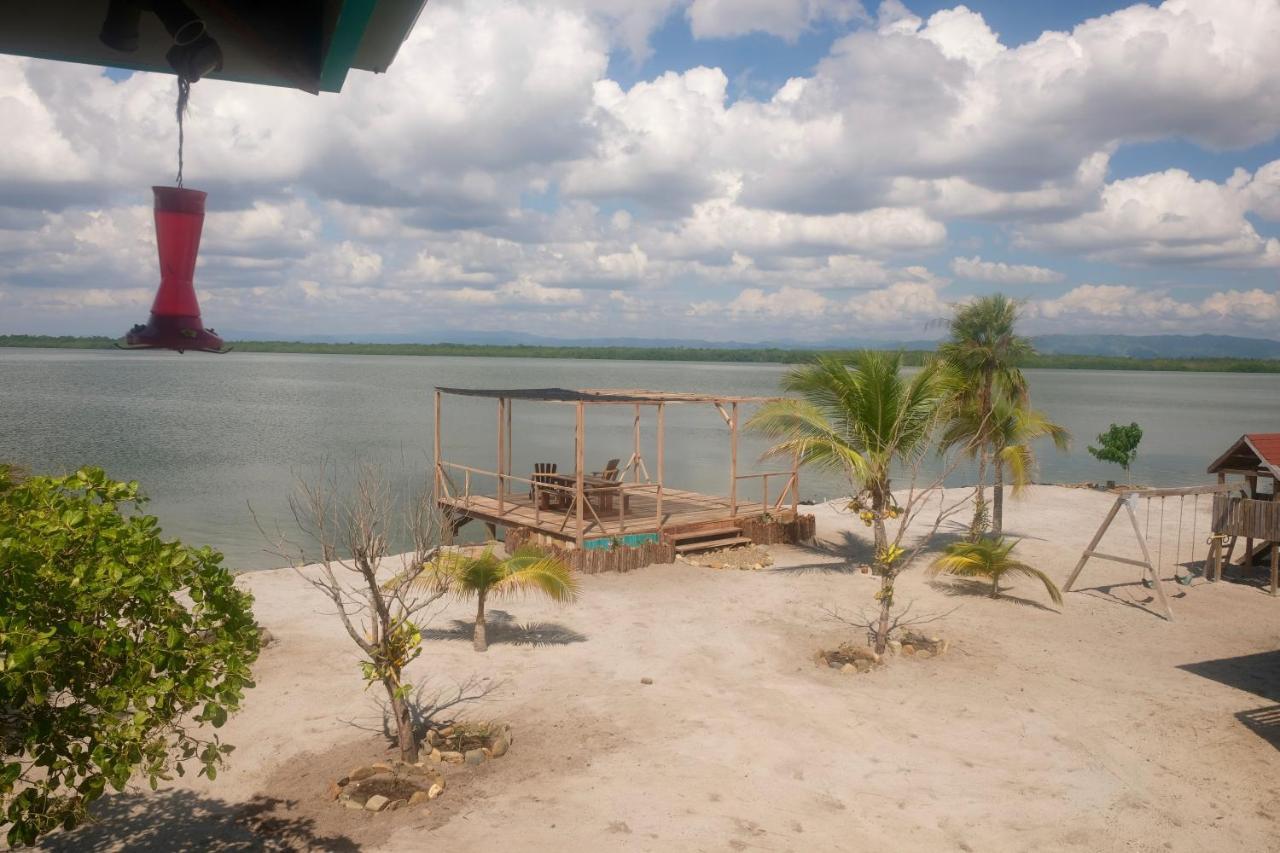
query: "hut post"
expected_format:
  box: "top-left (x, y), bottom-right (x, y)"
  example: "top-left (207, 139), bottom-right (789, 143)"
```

top-left (729, 401), bottom-right (739, 518)
top-left (656, 402), bottom-right (665, 531)
top-left (507, 398), bottom-right (513, 490)
top-left (433, 390), bottom-right (442, 505)
top-left (633, 404), bottom-right (641, 483)
top-left (497, 398), bottom-right (506, 514)
top-left (791, 449), bottom-right (799, 518)
top-left (575, 401), bottom-right (585, 548)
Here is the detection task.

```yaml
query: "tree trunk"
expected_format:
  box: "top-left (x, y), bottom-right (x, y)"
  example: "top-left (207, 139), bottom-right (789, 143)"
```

top-left (990, 574), bottom-right (1000, 599)
top-left (871, 497), bottom-right (891, 655)
top-left (385, 672), bottom-right (418, 764)
top-left (473, 589), bottom-right (488, 652)
top-left (992, 458), bottom-right (1004, 535)
top-left (971, 451), bottom-right (988, 539)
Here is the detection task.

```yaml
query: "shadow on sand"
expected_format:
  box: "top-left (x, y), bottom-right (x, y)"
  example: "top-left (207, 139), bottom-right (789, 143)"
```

top-left (1180, 649), bottom-right (1280, 750)
top-left (929, 577), bottom-right (1060, 613)
top-left (35, 790), bottom-right (360, 852)
top-left (422, 609), bottom-right (586, 647)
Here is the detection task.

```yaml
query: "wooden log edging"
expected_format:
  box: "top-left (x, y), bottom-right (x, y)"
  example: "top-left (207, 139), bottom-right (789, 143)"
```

top-left (740, 513), bottom-right (815, 546)
top-left (504, 527), bottom-right (675, 574)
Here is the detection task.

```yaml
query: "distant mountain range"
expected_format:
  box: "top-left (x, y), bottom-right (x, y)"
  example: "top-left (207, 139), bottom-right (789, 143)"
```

top-left (220, 329), bottom-right (1280, 359)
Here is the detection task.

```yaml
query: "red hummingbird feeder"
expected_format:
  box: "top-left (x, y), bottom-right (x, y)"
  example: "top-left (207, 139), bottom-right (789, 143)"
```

top-left (121, 185), bottom-right (228, 353)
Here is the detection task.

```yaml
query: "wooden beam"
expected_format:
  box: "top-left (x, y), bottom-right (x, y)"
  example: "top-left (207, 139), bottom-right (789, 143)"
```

top-left (1122, 483), bottom-right (1238, 497)
top-left (507, 398), bottom-right (513, 488)
top-left (497, 398), bottom-right (506, 515)
top-left (656, 402), bottom-right (665, 530)
top-left (1271, 542), bottom-right (1279, 597)
top-left (433, 389), bottom-right (442, 507)
top-left (575, 401), bottom-right (585, 548)
top-left (1124, 497), bottom-right (1172, 620)
top-left (1065, 495), bottom-right (1123, 592)
top-left (729, 401), bottom-right (739, 519)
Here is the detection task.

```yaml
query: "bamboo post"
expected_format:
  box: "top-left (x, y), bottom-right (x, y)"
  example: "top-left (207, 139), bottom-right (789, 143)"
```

top-left (656, 402), bottom-right (665, 530)
top-left (633, 404), bottom-right (641, 484)
top-left (791, 450), bottom-right (799, 518)
top-left (729, 401), bottom-right (739, 519)
top-left (433, 390), bottom-right (442, 507)
top-left (497, 398), bottom-right (506, 515)
top-left (575, 401), bottom-right (585, 548)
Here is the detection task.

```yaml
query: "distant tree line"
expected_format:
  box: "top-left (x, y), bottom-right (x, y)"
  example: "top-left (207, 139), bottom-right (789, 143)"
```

top-left (2, 334), bottom-right (1279, 373)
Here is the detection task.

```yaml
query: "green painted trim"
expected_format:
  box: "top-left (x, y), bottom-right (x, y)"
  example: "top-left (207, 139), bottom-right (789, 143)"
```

top-left (320, 0), bottom-right (379, 92)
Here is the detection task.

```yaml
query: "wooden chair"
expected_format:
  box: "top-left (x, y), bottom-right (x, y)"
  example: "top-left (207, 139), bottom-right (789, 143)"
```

top-left (531, 462), bottom-right (558, 510)
top-left (593, 458), bottom-right (622, 482)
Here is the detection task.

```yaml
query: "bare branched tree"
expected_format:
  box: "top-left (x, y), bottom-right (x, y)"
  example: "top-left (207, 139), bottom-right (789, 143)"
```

top-left (259, 462), bottom-right (447, 764)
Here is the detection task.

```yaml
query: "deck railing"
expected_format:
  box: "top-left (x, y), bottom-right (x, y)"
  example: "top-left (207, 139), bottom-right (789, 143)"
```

top-left (732, 471), bottom-right (798, 517)
top-left (1212, 494), bottom-right (1280, 540)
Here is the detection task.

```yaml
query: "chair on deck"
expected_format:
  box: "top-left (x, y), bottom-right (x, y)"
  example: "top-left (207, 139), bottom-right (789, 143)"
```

top-left (530, 462), bottom-right (560, 510)
top-left (593, 458), bottom-right (622, 482)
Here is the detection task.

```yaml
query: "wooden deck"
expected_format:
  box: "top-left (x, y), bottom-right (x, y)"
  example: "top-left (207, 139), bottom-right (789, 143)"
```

top-left (439, 487), bottom-right (783, 543)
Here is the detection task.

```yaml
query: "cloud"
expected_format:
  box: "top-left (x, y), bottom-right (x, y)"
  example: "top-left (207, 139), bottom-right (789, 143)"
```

top-left (687, 0), bottom-right (867, 41)
top-left (950, 256), bottom-right (1065, 285)
top-left (1026, 284), bottom-right (1280, 332)
top-left (1019, 168), bottom-right (1280, 267)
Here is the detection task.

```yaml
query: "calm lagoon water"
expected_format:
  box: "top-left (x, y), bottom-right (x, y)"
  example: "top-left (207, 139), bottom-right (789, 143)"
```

top-left (3, 348), bottom-right (1278, 570)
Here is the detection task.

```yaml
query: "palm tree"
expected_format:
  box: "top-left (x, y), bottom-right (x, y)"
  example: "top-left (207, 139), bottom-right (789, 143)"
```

top-left (938, 295), bottom-right (1035, 536)
top-left (987, 396), bottom-right (1069, 534)
top-left (426, 545), bottom-right (579, 652)
top-left (747, 351), bottom-right (952, 653)
top-left (943, 390), bottom-right (1070, 535)
top-left (929, 537), bottom-right (1063, 605)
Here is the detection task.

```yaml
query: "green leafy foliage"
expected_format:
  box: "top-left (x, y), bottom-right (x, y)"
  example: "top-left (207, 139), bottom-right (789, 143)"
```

top-left (0, 467), bottom-right (260, 846)
top-left (1087, 422), bottom-right (1143, 473)
top-left (929, 537), bottom-right (1063, 605)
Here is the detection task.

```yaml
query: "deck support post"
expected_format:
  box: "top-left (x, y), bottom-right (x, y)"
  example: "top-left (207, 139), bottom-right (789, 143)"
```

top-left (791, 450), bottom-right (799, 518)
top-left (729, 402), bottom-right (739, 519)
top-left (575, 401), bottom-right (585, 548)
top-left (433, 390), bottom-right (442, 507)
top-left (656, 403), bottom-right (665, 531)
top-left (497, 398), bottom-right (506, 515)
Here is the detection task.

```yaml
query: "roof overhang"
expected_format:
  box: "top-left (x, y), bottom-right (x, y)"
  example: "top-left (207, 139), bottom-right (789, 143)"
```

top-left (436, 387), bottom-right (782, 405)
top-left (1207, 433), bottom-right (1280, 479)
top-left (0, 0), bottom-right (428, 94)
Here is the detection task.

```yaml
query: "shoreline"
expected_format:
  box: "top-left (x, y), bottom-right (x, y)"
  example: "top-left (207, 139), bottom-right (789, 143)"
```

top-left (4, 339), bottom-right (1280, 374)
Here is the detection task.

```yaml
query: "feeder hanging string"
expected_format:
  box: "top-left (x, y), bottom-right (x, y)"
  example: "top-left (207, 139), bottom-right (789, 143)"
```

top-left (175, 75), bottom-right (191, 187)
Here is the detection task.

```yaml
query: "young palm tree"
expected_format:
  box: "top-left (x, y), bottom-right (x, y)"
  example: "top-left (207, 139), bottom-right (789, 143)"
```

top-left (929, 537), bottom-right (1063, 605)
top-left (987, 396), bottom-right (1070, 534)
top-left (944, 391), bottom-right (1070, 535)
top-left (747, 351), bottom-right (952, 653)
top-left (938, 295), bottom-right (1035, 535)
top-left (427, 545), bottom-right (579, 652)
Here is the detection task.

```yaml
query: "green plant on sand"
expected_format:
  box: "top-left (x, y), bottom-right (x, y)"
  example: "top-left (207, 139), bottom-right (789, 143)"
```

top-left (929, 536), bottom-right (1063, 605)
top-left (424, 546), bottom-right (579, 652)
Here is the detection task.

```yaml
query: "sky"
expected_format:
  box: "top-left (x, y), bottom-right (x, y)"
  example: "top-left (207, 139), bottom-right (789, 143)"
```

top-left (2, 0), bottom-right (1280, 343)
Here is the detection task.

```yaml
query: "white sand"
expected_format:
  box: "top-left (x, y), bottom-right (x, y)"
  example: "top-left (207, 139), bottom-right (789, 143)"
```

top-left (37, 486), bottom-right (1280, 851)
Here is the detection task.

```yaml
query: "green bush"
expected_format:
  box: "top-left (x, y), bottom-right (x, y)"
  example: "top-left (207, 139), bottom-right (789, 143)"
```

top-left (0, 467), bottom-right (260, 846)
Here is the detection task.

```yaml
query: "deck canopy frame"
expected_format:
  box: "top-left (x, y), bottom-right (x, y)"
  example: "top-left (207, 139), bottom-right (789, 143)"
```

top-left (432, 387), bottom-right (798, 548)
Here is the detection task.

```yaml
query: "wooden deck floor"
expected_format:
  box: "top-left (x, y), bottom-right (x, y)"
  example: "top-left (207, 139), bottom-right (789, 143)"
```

top-left (439, 487), bottom-right (780, 542)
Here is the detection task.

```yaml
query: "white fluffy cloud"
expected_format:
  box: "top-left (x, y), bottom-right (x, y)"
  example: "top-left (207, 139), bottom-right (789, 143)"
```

top-left (951, 256), bottom-right (1065, 284)
top-left (4, 0), bottom-right (1280, 341)
top-left (1020, 167), bottom-right (1280, 267)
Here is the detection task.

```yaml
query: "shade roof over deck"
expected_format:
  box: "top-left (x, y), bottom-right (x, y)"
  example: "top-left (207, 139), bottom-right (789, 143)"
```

top-left (0, 0), bottom-right (428, 93)
top-left (435, 387), bottom-right (781, 404)
top-left (1207, 433), bottom-right (1280, 479)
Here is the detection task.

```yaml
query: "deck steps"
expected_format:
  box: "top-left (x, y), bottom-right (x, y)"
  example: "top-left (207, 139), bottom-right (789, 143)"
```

top-left (670, 527), bottom-right (751, 554)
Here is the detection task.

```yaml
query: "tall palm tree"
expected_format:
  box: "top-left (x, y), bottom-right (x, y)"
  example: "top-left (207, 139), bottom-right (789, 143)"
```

top-left (938, 295), bottom-right (1035, 535)
top-left (747, 351), bottom-right (952, 653)
top-left (929, 537), bottom-right (1063, 605)
top-left (942, 390), bottom-right (1070, 535)
top-left (425, 545), bottom-right (579, 651)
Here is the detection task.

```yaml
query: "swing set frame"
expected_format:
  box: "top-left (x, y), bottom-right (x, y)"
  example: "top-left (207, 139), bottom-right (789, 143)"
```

top-left (1064, 483), bottom-right (1237, 621)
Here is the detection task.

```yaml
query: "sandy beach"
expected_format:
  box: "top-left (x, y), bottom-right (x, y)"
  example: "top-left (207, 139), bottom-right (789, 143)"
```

top-left (36, 485), bottom-right (1280, 852)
